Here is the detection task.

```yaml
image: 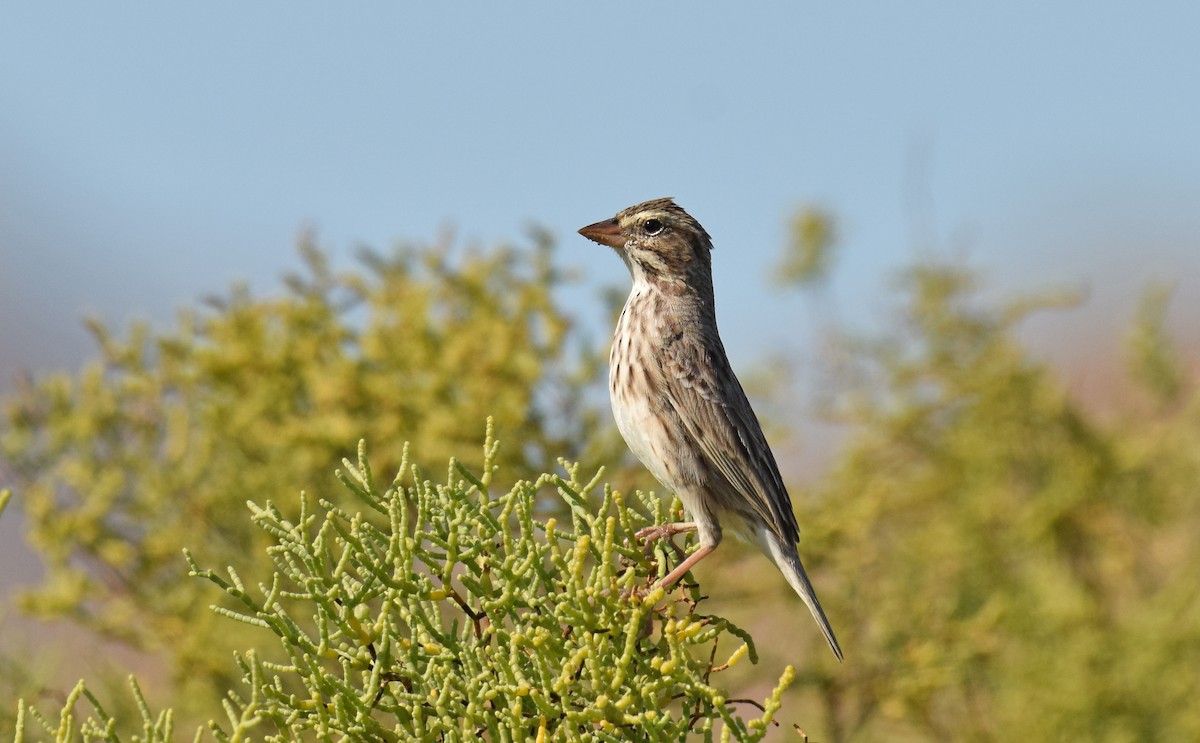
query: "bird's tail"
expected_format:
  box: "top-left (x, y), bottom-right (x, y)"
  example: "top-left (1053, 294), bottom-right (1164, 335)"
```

top-left (764, 532), bottom-right (844, 662)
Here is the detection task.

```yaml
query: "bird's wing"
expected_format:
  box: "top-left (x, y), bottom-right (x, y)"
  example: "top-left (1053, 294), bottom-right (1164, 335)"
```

top-left (659, 327), bottom-right (800, 544)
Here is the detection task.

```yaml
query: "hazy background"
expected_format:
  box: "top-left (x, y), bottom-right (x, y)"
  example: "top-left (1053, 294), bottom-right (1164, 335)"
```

top-left (2, 0), bottom-right (1198, 643)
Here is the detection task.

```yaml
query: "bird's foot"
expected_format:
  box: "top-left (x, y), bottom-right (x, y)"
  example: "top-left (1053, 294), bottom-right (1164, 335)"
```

top-left (635, 521), bottom-right (698, 546)
top-left (619, 584), bottom-right (650, 600)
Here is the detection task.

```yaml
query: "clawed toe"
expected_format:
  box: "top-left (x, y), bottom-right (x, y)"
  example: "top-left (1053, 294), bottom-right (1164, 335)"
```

top-left (620, 585), bottom-right (649, 600)
top-left (634, 521), bottom-right (698, 545)
top-left (635, 525), bottom-right (671, 543)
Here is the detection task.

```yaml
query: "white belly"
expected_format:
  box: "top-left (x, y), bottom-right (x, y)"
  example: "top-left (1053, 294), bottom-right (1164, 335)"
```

top-left (611, 382), bottom-right (674, 485)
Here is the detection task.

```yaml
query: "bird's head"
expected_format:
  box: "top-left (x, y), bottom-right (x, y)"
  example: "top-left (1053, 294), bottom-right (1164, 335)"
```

top-left (579, 198), bottom-right (713, 285)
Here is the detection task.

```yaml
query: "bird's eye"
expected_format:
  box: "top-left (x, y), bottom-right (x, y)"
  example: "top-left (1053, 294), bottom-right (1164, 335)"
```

top-left (644, 218), bottom-right (664, 235)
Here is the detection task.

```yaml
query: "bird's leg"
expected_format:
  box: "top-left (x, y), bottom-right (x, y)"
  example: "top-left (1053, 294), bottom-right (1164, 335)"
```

top-left (656, 544), bottom-right (716, 590)
top-left (632, 522), bottom-right (719, 592)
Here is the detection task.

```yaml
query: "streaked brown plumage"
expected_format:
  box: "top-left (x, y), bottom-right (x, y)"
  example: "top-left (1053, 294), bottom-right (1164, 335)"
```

top-left (579, 198), bottom-right (843, 661)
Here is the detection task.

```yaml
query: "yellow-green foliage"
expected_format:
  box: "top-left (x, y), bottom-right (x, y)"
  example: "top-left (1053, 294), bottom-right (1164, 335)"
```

top-left (773, 207), bottom-right (836, 287)
top-left (780, 264), bottom-right (1200, 740)
top-left (1, 234), bottom-right (619, 715)
top-left (15, 432), bottom-right (792, 742)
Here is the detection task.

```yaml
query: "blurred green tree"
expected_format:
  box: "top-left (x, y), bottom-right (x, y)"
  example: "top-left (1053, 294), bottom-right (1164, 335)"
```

top-left (757, 237), bottom-right (1200, 739)
top-left (1, 231), bottom-right (626, 719)
top-left (774, 206), bottom-right (837, 288)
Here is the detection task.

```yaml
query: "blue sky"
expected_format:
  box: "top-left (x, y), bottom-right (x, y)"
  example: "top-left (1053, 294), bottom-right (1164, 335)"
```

top-left (2, 3), bottom-right (1198, 390)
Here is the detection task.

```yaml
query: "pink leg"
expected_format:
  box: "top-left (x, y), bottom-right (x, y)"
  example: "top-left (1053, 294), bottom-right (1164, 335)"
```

top-left (656, 544), bottom-right (717, 590)
top-left (633, 522), bottom-right (718, 590)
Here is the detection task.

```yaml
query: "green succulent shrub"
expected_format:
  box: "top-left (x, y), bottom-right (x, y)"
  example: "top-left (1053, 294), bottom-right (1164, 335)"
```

top-left (14, 431), bottom-right (795, 742)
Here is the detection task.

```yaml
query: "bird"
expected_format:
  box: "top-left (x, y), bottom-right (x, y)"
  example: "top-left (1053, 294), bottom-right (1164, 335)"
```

top-left (579, 197), bottom-right (843, 662)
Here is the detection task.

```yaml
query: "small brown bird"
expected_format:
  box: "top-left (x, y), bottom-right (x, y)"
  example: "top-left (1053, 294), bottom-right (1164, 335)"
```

top-left (580, 198), bottom-right (843, 661)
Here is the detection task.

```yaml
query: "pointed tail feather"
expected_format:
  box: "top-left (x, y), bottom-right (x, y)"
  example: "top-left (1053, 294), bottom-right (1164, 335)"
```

top-left (764, 532), bottom-right (844, 662)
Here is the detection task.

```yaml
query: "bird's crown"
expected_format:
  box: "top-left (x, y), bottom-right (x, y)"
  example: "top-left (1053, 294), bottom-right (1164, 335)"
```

top-left (614, 198), bottom-right (713, 250)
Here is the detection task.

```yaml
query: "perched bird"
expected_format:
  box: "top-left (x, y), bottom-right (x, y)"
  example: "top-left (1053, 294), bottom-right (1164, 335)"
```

top-left (579, 198), bottom-right (843, 662)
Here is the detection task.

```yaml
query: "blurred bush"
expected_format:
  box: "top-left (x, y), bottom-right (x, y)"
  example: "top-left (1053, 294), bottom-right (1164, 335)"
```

top-left (1, 232), bottom-right (625, 720)
top-left (766, 254), bottom-right (1200, 740)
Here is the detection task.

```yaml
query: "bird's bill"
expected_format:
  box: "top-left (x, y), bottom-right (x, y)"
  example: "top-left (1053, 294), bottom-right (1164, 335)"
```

top-left (578, 218), bottom-right (625, 248)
